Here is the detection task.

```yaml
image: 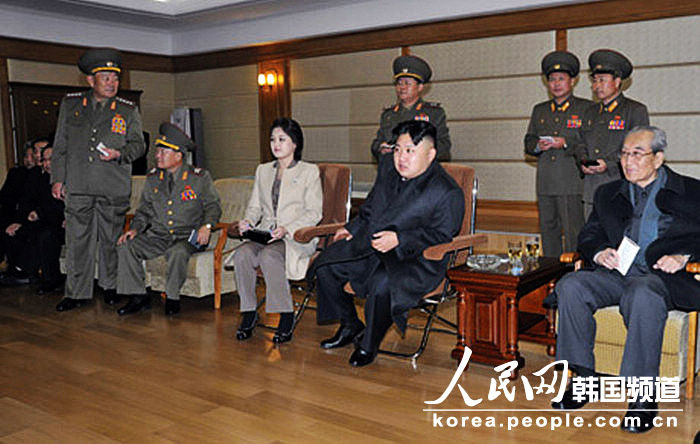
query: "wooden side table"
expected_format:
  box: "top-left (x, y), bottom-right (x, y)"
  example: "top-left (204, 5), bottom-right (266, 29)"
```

top-left (447, 256), bottom-right (569, 376)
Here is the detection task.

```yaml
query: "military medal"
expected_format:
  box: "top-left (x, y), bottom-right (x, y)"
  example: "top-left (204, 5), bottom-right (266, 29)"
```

top-left (111, 114), bottom-right (127, 135)
top-left (608, 115), bottom-right (625, 130)
top-left (181, 185), bottom-right (197, 201)
top-left (414, 113), bottom-right (430, 122)
top-left (567, 115), bottom-right (582, 128)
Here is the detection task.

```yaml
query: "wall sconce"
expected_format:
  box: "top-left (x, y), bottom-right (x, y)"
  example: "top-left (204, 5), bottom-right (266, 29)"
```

top-left (258, 70), bottom-right (278, 87)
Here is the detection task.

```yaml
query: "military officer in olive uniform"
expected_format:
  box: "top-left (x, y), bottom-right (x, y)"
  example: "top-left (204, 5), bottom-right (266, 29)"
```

top-left (371, 55), bottom-right (451, 161)
top-left (116, 123), bottom-right (221, 316)
top-left (52, 48), bottom-right (146, 312)
top-left (524, 51), bottom-right (592, 257)
top-left (579, 49), bottom-right (649, 218)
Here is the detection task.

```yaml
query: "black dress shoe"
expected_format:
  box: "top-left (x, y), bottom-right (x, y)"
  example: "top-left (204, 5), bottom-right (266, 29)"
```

top-left (551, 387), bottom-right (589, 410)
top-left (236, 312), bottom-right (258, 341)
top-left (620, 401), bottom-right (657, 433)
top-left (272, 331), bottom-right (293, 344)
top-left (56, 298), bottom-right (87, 312)
top-left (117, 295), bottom-right (150, 316)
top-left (349, 347), bottom-right (376, 367)
top-left (320, 324), bottom-right (365, 349)
top-left (164, 299), bottom-right (180, 316)
top-left (103, 289), bottom-right (121, 305)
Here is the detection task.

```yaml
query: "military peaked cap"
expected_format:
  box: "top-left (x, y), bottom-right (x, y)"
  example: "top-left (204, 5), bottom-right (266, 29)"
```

top-left (541, 51), bottom-right (580, 77)
top-left (155, 122), bottom-right (195, 152)
top-left (78, 48), bottom-right (122, 75)
top-left (393, 55), bottom-right (432, 83)
top-left (589, 49), bottom-right (633, 79)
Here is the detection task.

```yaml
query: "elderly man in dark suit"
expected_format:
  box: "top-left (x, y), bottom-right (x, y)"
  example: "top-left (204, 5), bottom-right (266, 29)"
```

top-left (552, 126), bottom-right (700, 433)
top-left (309, 120), bottom-right (464, 367)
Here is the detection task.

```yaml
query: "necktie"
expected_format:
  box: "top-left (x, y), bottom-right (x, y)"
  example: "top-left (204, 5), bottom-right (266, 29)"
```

top-left (167, 174), bottom-right (174, 194)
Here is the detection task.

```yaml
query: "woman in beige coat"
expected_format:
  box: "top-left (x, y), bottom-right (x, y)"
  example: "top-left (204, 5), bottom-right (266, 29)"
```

top-left (234, 118), bottom-right (322, 343)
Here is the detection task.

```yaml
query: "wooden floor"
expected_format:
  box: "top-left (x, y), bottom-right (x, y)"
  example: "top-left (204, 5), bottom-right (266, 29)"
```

top-left (0, 285), bottom-right (698, 443)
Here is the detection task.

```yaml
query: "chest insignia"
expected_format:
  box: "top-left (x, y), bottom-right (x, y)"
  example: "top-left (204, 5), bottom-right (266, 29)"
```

top-left (608, 116), bottom-right (625, 130)
top-left (414, 113), bottom-right (430, 122)
top-left (567, 115), bottom-right (582, 128)
top-left (181, 185), bottom-right (197, 201)
top-left (111, 114), bottom-right (127, 135)
top-left (74, 111), bottom-right (80, 117)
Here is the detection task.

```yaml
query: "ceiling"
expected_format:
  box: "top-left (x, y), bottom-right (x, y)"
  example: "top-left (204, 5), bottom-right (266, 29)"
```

top-left (0, 0), bottom-right (589, 55)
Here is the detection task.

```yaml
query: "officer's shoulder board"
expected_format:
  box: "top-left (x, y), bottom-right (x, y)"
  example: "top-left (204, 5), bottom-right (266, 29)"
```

top-left (147, 168), bottom-right (159, 177)
top-left (383, 104), bottom-right (397, 112)
top-left (193, 167), bottom-right (205, 176)
top-left (116, 97), bottom-right (136, 108)
top-left (424, 101), bottom-right (442, 109)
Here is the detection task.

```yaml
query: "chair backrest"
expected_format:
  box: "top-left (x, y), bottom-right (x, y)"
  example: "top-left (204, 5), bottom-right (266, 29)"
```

top-left (129, 175), bottom-right (147, 213)
top-left (213, 177), bottom-right (255, 222)
top-left (440, 163), bottom-right (477, 236)
top-left (318, 163), bottom-right (352, 224)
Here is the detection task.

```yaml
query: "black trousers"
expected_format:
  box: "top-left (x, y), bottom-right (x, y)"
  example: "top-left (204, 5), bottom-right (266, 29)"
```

top-left (37, 225), bottom-right (65, 284)
top-left (315, 257), bottom-right (394, 353)
top-left (1, 222), bottom-right (64, 282)
top-left (2, 223), bottom-right (39, 276)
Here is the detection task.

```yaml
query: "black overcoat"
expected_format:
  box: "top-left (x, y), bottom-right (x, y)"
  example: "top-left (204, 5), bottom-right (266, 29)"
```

top-left (578, 165), bottom-right (700, 310)
top-left (309, 155), bottom-right (464, 332)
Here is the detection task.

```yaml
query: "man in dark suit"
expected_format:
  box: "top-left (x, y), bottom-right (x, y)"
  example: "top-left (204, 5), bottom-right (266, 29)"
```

top-left (309, 120), bottom-right (464, 367)
top-left (1, 145), bottom-right (65, 289)
top-left (552, 126), bottom-right (700, 433)
top-left (0, 139), bottom-right (47, 267)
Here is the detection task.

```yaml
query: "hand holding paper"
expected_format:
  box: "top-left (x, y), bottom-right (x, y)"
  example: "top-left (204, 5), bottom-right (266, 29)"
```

top-left (614, 236), bottom-right (640, 276)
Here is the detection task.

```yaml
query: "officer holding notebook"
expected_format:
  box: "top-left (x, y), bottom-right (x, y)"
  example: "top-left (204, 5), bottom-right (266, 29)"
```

top-left (116, 123), bottom-right (221, 316)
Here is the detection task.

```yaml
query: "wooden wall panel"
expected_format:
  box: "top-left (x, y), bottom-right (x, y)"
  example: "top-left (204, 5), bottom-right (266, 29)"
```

top-left (130, 70), bottom-right (176, 169)
top-left (412, 32), bottom-right (553, 80)
top-left (7, 59), bottom-right (84, 86)
top-left (291, 49), bottom-right (398, 90)
top-left (174, 65), bottom-right (259, 179)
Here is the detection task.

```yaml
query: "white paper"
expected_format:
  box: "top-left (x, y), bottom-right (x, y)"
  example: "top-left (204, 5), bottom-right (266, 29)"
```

top-left (539, 136), bottom-right (555, 143)
top-left (615, 236), bottom-right (640, 276)
top-left (96, 142), bottom-right (109, 156)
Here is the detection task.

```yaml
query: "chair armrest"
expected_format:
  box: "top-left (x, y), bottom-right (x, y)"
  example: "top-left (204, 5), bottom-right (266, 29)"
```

top-left (560, 252), bottom-right (580, 263)
top-left (294, 222), bottom-right (345, 244)
top-left (687, 262), bottom-right (700, 281)
top-left (213, 222), bottom-right (227, 232)
top-left (123, 214), bottom-right (134, 232)
top-left (423, 233), bottom-right (488, 261)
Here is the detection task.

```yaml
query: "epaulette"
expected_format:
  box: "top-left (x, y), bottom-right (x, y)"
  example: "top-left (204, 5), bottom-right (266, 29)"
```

top-left (65, 92), bottom-right (84, 99)
top-left (116, 97), bottom-right (136, 107)
top-left (193, 167), bottom-right (204, 176)
top-left (384, 104), bottom-right (398, 112)
top-left (147, 168), bottom-right (158, 176)
top-left (424, 101), bottom-right (442, 108)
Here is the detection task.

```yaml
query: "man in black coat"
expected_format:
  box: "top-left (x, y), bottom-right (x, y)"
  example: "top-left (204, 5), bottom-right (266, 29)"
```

top-left (552, 126), bottom-right (700, 433)
top-left (2, 146), bottom-right (65, 290)
top-left (308, 120), bottom-right (464, 367)
top-left (0, 139), bottom-right (47, 266)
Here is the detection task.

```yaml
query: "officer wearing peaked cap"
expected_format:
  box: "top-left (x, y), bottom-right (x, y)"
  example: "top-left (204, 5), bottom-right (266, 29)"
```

top-left (524, 51), bottom-right (591, 257)
top-left (116, 123), bottom-right (221, 316)
top-left (578, 49), bottom-right (649, 218)
top-left (52, 47), bottom-right (146, 312)
top-left (371, 55), bottom-right (451, 161)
